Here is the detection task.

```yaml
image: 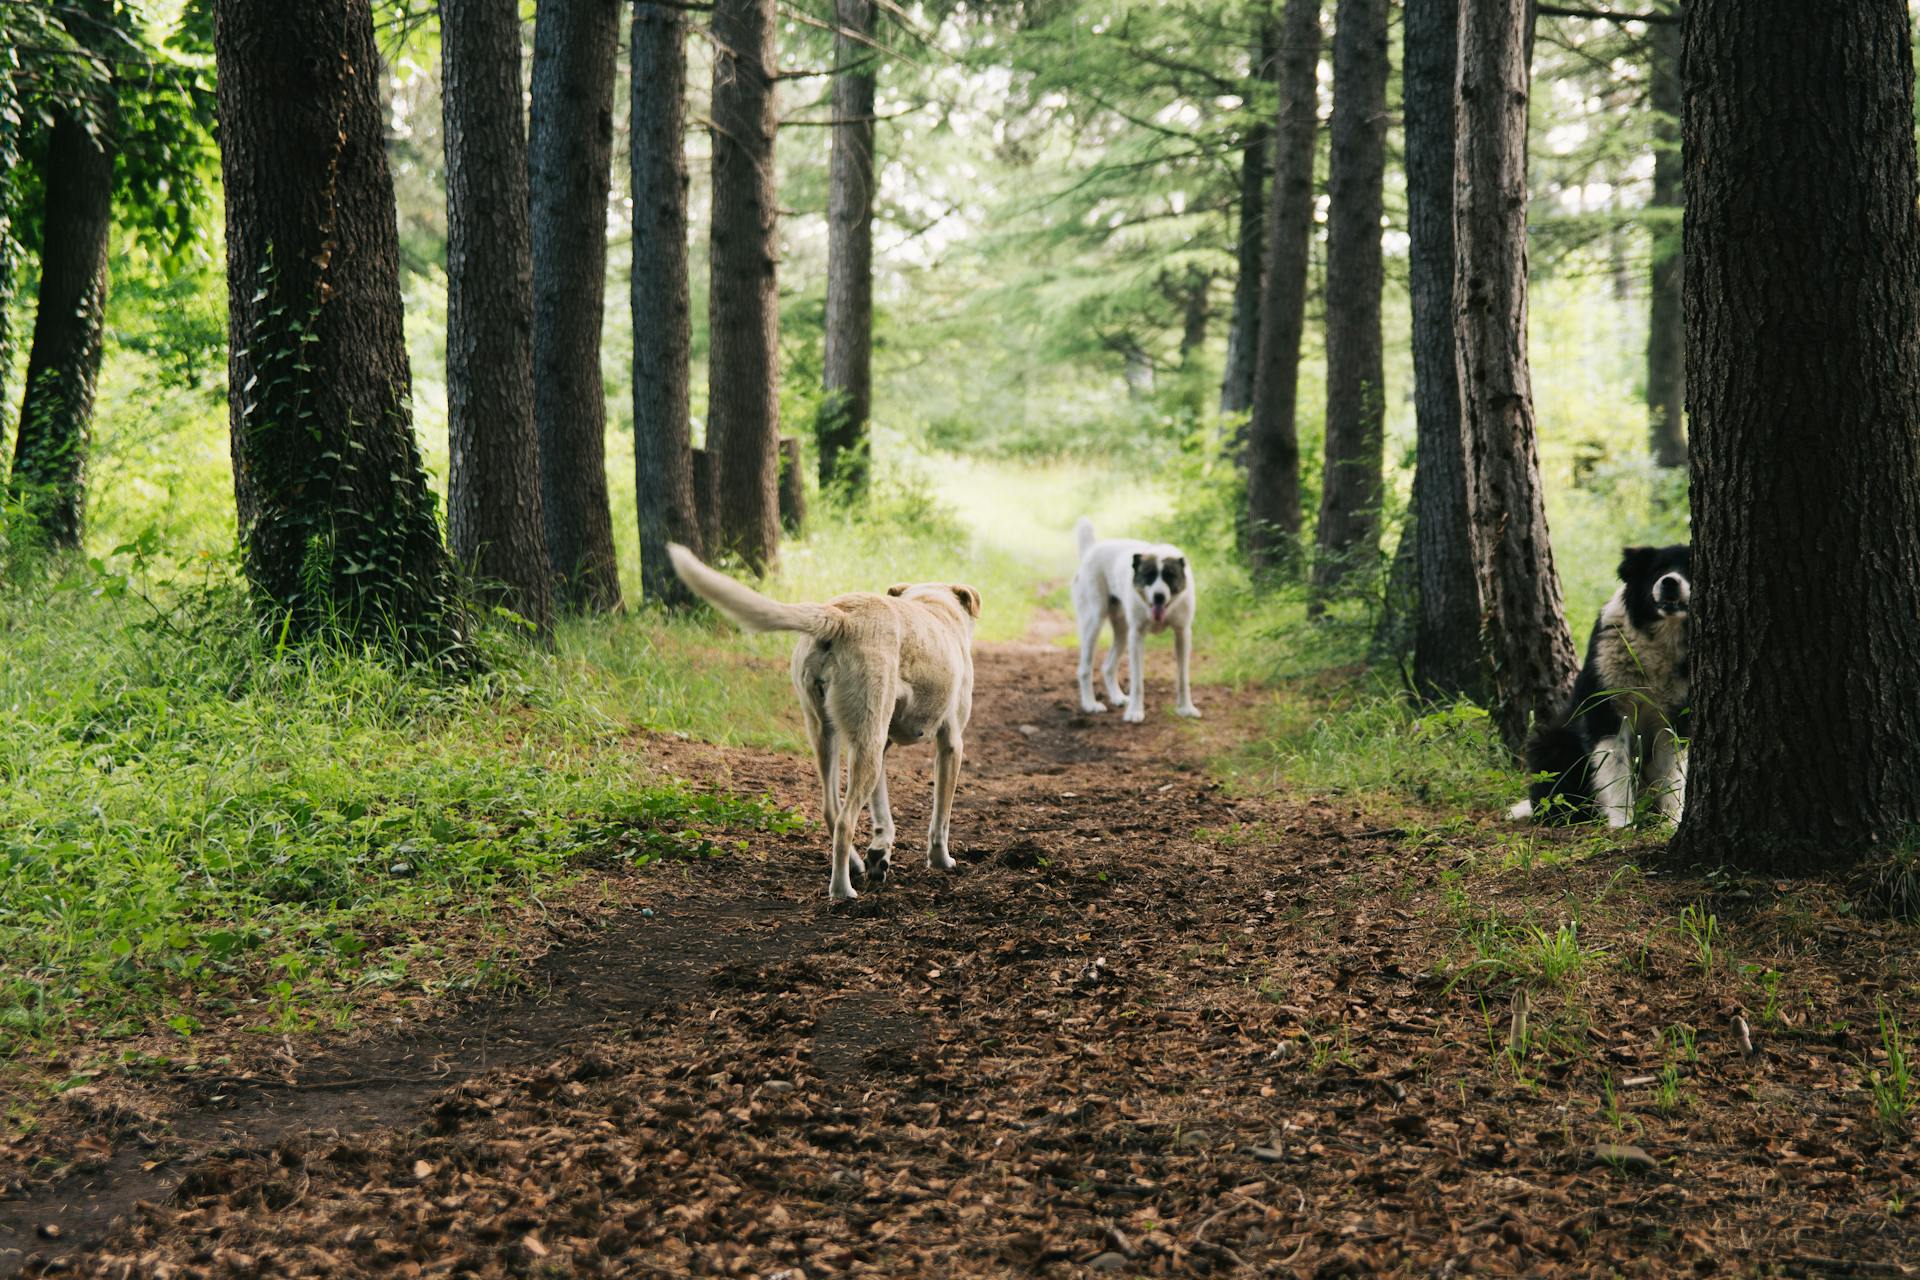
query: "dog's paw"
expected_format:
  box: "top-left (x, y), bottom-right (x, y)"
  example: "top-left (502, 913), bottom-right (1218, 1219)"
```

top-left (1507, 798), bottom-right (1534, 822)
top-left (1122, 706), bottom-right (1146, 724)
top-left (1081, 699), bottom-right (1107, 714)
top-left (828, 880), bottom-right (859, 902)
top-left (848, 851), bottom-right (868, 881)
top-left (866, 849), bottom-right (893, 882)
top-left (1605, 810), bottom-right (1632, 830)
top-left (1176, 703), bottom-right (1201, 719)
top-left (928, 845), bottom-right (957, 872)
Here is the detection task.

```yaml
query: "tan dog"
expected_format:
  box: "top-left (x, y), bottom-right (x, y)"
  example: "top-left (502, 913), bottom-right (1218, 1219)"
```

top-left (667, 544), bottom-right (980, 901)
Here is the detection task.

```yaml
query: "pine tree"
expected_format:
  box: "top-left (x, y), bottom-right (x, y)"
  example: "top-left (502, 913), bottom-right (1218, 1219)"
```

top-left (1670, 0), bottom-right (1920, 870)
top-left (530, 0), bottom-right (624, 612)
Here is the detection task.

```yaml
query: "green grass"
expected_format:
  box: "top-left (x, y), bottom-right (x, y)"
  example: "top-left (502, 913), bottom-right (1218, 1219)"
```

top-left (0, 565), bottom-right (800, 1051)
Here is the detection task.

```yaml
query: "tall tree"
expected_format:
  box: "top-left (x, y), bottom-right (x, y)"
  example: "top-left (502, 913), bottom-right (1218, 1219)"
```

top-left (1455, 0), bottom-right (1577, 752)
top-left (1670, 0), bottom-right (1920, 871)
top-left (1221, 17), bottom-right (1278, 417)
top-left (1310, 0), bottom-right (1387, 600)
top-left (707, 0), bottom-right (782, 571)
top-left (1404, 0), bottom-right (1482, 698)
top-left (1645, 2), bottom-right (1684, 468)
top-left (1243, 0), bottom-right (1321, 571)
top-left (632, 2), bottom-right (702, 605)
top-left (214, 0), bottom-right (465, 658)
top-left (819, 0), bottom-right (877, 495)
top-left (9, 94), bottom-right (115, 551)
top-left (442, 0), bottom-right (553, 633)
top-left (530, 0), bottom-right (624, 612)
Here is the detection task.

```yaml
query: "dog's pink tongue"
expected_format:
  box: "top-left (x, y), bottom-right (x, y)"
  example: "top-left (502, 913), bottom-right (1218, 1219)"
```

top-left (1152, 602), bottom-right (1167, 624)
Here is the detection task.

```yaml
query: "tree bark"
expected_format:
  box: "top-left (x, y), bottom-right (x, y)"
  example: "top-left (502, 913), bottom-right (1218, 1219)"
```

top-left (1178, 268), bottom-right (1211, 367)
top-left (632, 2), bottom-right (702, 606)
top-left (530, 0), bottom-right (624, 612)
top-left (1311, 0), bottom-right (1388, 601)
top-left (1645, 3), bottom-right (1685, 468)
top-left (10, 96), bottom-right (115, 552)
top-left (1670, 0), bottom-right (1920, 871)
top-left (214, 0), bottom-right (466, 659)
top-left (1220, 18), bottom-right (1278, 417)
top-left (1244, 0), bottom-right (1321, 572)
top-left (1454, 0), bottom-right (1577, 753)
top-left (442, 0), bottom-right (552, 634)
top-left (819, 0), bottom-right (876, 495)
top-left (707, 0), bottom-right (781, 572)
top-left (1405, 0), bottom-right (1483, 699)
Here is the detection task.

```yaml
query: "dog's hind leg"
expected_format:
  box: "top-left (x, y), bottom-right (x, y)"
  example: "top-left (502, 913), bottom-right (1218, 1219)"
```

top-left (1077, 603), bottom-right (1109, 713)
top-left (1592, 722), bottom-right (1637, 828)
top-left (1173, 622), bottom-right (1201, 718)
top-left (830, 739), bottom-right (885, 901)
top-left (866, 747), bottom-right (896, 881)
top-left (803, 704), bottom-right (840, 837)
top-left (928, 723), bottom-right (962, 871)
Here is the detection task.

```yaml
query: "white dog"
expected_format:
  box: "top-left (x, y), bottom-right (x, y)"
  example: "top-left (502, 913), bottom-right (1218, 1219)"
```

top-left (668, 544), bottom-right (980, 901)
top-left (1070, 518), bottom-right (1200, 723)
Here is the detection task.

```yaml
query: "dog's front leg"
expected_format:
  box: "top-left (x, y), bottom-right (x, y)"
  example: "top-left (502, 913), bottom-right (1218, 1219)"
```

top-left (1123, 624), bottom-right (1147, 722)
top-left (927, 724), bottom-right (962, 871)
top-left (1077, 608), bottom-right (1108, 713)
top-left (1649, 728), bottom-right (1686, 823)
top-left (1173, 622), bottom-right (1201, 718)
top-left (866, 749), bottom-right (896, 881)
top-left (1592, 722), bottom-right (1636, 828)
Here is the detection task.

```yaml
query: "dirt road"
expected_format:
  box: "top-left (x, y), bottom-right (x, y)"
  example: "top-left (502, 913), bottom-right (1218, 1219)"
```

top-left (6, 636), bottom-right (1913, 1276)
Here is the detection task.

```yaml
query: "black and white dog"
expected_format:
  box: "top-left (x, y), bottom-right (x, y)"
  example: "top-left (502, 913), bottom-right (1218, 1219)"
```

top-left (1071, 517), bottom-right (1200, 722)
top-left (1510, 544), bottom-right (1692, 827)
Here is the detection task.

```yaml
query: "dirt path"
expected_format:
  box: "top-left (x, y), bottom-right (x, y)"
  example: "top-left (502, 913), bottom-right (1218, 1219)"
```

top-left (5, 633), bottom-right (1914, 1276)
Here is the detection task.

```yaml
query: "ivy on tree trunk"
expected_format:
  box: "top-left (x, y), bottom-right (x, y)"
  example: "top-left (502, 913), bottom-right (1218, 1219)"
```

top-left (213, 0), bottom-right (467, 661)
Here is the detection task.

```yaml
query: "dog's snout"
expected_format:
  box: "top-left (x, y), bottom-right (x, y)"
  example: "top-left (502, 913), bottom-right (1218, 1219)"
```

top-left (1655, 573), bottom-right (1689, 606)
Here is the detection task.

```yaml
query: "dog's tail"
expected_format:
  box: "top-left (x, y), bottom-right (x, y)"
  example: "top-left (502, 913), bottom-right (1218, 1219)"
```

top-left (667, 544), bottom-right (843, 639)
top-left (1075, 516), bottom-right (1097, 558)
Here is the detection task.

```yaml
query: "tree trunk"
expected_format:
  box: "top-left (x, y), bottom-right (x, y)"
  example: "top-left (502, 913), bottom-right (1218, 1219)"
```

top-left (707, 0), bottom-right (781, 572)
top-left (213, 0), bottom-right (466, 659)
top-left (1310, 0), bottom-right (1388, 601)
top-left (778, 436), bottom-right (806, 533)
top-left (1454, 0), bottom-right (1577, 753)
top-left (632, 2), bottom-right (702, 606)
top-left (1244, 0), bottom-right (1321, 572)
top-left (1220, 19), bottom-right (1278, 417)
top-left (1405, 0), bottom-right (1483, 699)
top-left (530, 0), bottom-right (624, 612)
top-left (1179, 269), bottom-right (1211, 367)
top-left (442, 0), bottom-right (552, 634)
top-left (1645, 4), bottom-right (1685, 468)
top-left (819, 0), bottom-right (876, 495)
top-left (1670, 0), bottom-right (1920, 871)
top-left (9, 96), bottom-right (115, 552)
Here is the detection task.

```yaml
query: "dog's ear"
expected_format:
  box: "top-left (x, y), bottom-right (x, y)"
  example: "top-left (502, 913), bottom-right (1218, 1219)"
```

top-left (950, 584), bottom-right (983, 618)
top-left (1166, 555), bottom-right (1185, 569)
top-left (1131, 552), bottom-right (1144, 568)
top-left (886, 583), bottom-right (913, 597)
top-left (1617, 546), bottom-right (1656, 583)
